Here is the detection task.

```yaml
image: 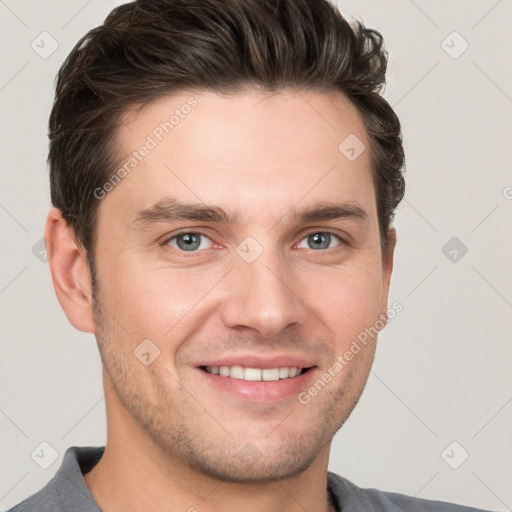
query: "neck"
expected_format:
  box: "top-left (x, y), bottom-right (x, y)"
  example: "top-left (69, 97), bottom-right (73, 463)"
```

top-left (84, 406), bottom-right (336, 512)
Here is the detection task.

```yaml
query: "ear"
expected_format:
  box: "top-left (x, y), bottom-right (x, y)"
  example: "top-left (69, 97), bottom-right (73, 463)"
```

top-left (44, 208), bottom-right (95, 333)
top-left (380, 228), bottom-right (396, 317)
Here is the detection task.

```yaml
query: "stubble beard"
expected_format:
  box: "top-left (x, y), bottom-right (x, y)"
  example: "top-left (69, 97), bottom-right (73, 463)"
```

top-left (90, 288), bottom-right (368, 484)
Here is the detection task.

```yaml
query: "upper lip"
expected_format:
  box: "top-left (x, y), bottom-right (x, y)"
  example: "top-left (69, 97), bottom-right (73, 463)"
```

top-left (195, 354), bottom-right (316, 369)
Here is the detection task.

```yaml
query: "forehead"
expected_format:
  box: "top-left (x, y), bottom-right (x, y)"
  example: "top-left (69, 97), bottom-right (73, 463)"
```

top-left (105, 89), bottom-right (376, 225)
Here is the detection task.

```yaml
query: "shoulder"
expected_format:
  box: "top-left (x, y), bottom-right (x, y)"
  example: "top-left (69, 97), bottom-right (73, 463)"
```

top-left (5, 480), bottom-right (61, 512)
top-left (327, 471), bottom-right (496, 512)
top-left (5, 445), bottom-right (104, 512)
top-left (378, 488), bottom-right (494, 512)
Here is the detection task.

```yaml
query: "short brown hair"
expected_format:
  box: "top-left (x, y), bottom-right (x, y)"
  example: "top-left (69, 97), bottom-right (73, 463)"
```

top-left (48, 0), bottom-right (405, 283)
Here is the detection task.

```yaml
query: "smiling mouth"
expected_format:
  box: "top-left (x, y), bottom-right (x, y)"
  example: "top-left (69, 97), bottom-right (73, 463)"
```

top-left (200, 365), bottom-right (313, 382)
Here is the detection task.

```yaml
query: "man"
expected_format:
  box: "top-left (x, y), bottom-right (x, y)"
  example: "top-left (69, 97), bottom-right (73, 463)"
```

top-left (7, 0), bottom-right (494, 511)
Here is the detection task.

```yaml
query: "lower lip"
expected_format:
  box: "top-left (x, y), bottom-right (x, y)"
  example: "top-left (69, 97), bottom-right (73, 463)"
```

top-left (197, 367), bottom-right (318, 402)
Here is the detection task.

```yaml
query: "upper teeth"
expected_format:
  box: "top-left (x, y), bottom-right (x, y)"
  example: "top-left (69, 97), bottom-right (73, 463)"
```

top-left (205, 365), bottom-right (302, 381)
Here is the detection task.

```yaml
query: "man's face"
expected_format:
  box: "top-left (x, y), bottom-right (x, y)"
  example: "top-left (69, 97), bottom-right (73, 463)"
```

top-left (91, 89), bottom-right (394, 482)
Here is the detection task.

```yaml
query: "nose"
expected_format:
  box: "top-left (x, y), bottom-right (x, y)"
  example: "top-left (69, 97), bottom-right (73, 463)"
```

top-left (219, 245), bottom-right (309, 339)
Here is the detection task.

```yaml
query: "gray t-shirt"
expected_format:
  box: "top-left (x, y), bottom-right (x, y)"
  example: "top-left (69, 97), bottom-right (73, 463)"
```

top-left (6, 446), bottom-right (494, 511)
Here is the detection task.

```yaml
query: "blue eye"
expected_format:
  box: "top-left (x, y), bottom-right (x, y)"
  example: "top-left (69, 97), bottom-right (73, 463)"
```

top-left (166, 232), bottom-right (213, 252)
top-left (163, 230), bottom-right (343, 254)
top-left (298, 232), bottom-right (342, 251)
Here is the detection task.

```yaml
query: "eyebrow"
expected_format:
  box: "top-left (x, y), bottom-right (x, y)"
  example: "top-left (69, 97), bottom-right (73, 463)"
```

top-left (130, 196), bottom-right (368, 229)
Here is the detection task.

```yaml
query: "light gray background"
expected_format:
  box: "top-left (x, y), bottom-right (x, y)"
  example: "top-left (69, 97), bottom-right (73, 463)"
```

top-left (1, 0), bottom-right (511, 510)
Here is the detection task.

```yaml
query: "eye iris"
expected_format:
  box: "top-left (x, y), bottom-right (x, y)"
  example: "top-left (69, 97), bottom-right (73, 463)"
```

top-left (309, 233), bottom-right (330, 250)
top-left (177, 233), bottom-right (201, 251)
top-left (173, 233), bottom-right (334, 251)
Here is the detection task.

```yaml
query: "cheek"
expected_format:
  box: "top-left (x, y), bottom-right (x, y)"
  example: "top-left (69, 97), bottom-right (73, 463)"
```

top-left (307, 261), bottom-right (384, 340)
top-left (96, 238), bottom-right (385, 346)
top-left (97, 257), bottom-right (224, 339)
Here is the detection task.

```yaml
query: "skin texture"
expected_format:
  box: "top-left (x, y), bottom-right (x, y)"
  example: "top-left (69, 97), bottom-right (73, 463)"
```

top-left (46, 89), bottom-right (395, 512)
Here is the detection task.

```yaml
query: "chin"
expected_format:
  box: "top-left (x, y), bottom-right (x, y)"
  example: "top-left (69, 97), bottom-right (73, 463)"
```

top-left (186, 447), bottom-right (318, 484)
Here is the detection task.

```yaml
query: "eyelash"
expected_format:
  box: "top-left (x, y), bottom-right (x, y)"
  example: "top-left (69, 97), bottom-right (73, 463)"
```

top-left (160, 229), bottom-right (346, 256)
